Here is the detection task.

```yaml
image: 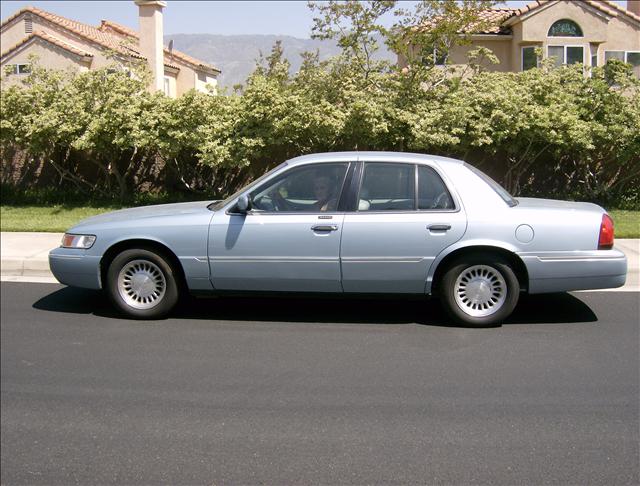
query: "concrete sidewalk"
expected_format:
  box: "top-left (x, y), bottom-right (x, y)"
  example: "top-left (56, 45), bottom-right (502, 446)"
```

top-left (1, 232), bottom-right (63, 278)
top-left (1, 232), bottom-right (638, 290)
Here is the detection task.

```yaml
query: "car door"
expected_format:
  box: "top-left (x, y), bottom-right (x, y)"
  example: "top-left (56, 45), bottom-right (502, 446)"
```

top-left (340, 162), bottom-right (467, 293)
top-left (208, 162), bottom-right (351, 292)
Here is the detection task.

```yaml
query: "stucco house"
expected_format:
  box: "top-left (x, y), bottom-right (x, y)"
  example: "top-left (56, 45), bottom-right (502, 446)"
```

top-left (400, 0), bottom-right (640, 77)
top-left (0, 1), bottom-right (220, 97)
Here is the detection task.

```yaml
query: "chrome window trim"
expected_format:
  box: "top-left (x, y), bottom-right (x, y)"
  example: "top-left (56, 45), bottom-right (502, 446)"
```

top-left (225, 161), bottom-right (352, 216)
top-left (217, 161), bottom-right (289, 213)
top-left (353, 161), bottom-right (460, 214)
top-left (356, 162), bottom-right (416, 212)
top-left (417, 163), bottom-right (457, 211)
top-left (223, 158), bottom-right (463, 216)
top-left (235, 210), bottom-right (348, 217)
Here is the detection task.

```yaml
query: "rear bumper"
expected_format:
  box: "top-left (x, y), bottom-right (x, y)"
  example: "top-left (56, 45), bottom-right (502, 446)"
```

top-left (49, 248), bottom-right (102, 290)
top-left (519, 249), bottom-right (627, 294)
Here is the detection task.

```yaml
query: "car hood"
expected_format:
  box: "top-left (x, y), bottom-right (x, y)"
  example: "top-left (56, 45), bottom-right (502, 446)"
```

top-left (71, 201), bottom-right (217, 230)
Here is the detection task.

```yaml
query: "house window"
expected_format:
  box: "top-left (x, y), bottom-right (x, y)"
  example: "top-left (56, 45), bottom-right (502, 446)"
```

top-left (605, 51), bottom-right (640, 77)
top-left (628, 52), bottom-right (640, 77)
top-left (605, 51), bottom-right (625, 62)
top-left (421, 46), bottom-right (447, 66)
top-left (163, 76), bottom-right (172, 96)
top-left (626, 52), bottom-right (640, 66)
top-left (24, 17), bottom-right (32, 34)
top-left (7, 64), bottom-right (31, 75)
top-left (522, 47), bottom-right (538, 71)
top-left (548, 19), bottom-right (583, 37)
top-left (548, 45), bottom-right (584, 67)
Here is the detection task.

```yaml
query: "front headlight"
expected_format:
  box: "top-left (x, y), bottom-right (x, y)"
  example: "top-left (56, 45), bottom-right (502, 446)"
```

top-left (61, 233), bottom-right (96, 249)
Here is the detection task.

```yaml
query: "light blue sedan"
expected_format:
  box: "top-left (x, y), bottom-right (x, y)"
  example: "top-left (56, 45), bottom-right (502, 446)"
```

top-left (49, 152), bottom-right (627, 326)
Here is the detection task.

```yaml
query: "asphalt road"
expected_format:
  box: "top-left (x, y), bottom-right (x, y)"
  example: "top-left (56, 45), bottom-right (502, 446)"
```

top-left (1, 282), bottom-right (638, 485)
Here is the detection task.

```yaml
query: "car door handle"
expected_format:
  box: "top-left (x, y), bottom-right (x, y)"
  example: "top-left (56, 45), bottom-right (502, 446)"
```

top-left (311, 224), bottom-right (339, 232)
top-left (427, 224), bottom-right (451, 232)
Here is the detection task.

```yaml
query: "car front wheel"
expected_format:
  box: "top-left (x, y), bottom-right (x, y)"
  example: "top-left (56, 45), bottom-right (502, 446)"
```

top-left (106, 248), bottom-right (179, 319)
top-left (440, 256), bottom-right (520, 327)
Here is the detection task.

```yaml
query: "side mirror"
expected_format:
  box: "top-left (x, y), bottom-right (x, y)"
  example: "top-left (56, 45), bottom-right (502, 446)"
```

top-left (236, 194), bottom-right (252, 213)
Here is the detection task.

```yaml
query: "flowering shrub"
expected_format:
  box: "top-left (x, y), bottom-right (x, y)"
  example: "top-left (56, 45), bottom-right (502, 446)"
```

top-left (1, 51), bottom-right (638, 207)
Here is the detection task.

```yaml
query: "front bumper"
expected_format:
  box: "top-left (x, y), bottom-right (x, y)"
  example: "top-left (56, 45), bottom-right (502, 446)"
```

top-left (519, 248), bottom-right (627, 294)
top-left (49, 247), bottom-right (102, 290)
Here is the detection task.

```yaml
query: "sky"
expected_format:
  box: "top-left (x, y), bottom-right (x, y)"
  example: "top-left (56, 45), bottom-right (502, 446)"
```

top-left (0, 0), bottom-right (629, 38)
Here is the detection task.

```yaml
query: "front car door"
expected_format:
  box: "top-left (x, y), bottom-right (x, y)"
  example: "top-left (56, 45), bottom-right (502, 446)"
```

top-left (340, 160), bottom-right (467, 293)
top-left (208, 161), bottom-right (351, 292)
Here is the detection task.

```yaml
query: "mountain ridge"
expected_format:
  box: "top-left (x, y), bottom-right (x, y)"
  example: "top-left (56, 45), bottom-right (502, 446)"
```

top-left (164, 33), bottom-right (395, 89)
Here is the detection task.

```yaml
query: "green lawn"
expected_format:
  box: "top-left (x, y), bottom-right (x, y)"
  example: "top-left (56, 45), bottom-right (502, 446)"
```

top-left (609, 210), bottom-right (640, 239)
top-left (1, 205), bottom-right (638, 237)
top-left (0, 205), bottom-right (123, 233)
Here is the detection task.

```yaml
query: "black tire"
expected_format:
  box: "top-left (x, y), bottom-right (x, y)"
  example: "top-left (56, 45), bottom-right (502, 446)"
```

top-left (440, 255), bottom-right (520, 327)
top-left (106, 248), bottom-right (179, 319)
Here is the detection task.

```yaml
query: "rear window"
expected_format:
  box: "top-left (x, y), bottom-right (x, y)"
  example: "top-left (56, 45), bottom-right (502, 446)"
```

top-left (464, 163), bottom-right (518, 207)
top-left (418, 165), bottom-right (454, 210)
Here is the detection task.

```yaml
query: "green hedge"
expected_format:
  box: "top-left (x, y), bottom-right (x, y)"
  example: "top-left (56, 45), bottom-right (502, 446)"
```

top-left (1, 54), bottom-right (638, 208)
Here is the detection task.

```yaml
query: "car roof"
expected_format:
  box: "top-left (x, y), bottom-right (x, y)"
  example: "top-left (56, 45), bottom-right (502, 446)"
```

top-left (286, 151), bottom-right (465, 167)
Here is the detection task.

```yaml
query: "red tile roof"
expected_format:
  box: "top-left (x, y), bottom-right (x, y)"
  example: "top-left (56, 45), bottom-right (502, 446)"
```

top-left (417, 7), bottom-right (515, 35)
top-left (1, 30), bottom-right (94, 60)
top-left (422, 0), bottom-right (640, 35)
top-left (510, 0), bottom-right (640, 23)
top-left (98, 20), bottom-right (220, 72)
top-left (587, 0), bottom-right (640, 22)
top-left (467, 7), bottom-right (517, 34)
top-left (1, 6), bottom-right (220, 73)
top-left (1, 7), bottom-right (142, 57)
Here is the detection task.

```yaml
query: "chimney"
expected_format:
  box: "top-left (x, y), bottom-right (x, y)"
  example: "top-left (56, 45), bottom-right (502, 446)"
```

top-left (628, 0), bottom-right (640, 17)
top-left (134, 0), bottom-right (166, 92)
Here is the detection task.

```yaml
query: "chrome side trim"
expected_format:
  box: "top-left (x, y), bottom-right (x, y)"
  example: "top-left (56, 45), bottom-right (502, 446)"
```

top-left (537, 256), bottom-right (626, 263)
top-left (517, 250), bottom-right (621, 259)
top-left (48, 254), bottom-right (83, 260)
top-left (210, 256), bottom-right (425, 263)
top-left (342, 257), bottom-right (425, 263)
top-left (210, 256), bottom-right (338, 263)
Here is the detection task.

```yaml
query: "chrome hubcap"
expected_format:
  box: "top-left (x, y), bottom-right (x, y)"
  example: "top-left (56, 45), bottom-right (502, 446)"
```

top-left (117, 260), bottom-right (166, 310)
top-left (454, 265), bottom-right (506, 317)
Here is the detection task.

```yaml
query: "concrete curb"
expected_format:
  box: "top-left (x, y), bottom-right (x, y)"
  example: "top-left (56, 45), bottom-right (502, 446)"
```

top-left (1, 232), bottom-right (638, 290)
top-left (1, 232), bottom-right (63, 278)
top-left (1, 257), bottom-right (52, 276)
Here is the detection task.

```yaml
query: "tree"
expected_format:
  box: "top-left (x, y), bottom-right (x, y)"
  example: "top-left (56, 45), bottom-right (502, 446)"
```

top-left (390, 0), bottom-right (498, 67)
top-left (309, 0), bottom-right (395, 81)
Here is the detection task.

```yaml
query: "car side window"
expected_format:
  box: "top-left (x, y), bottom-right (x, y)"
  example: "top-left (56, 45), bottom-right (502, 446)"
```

top-left (250, 163), bottom-right (349, 212)
top-left (358, 163), bottom-right (415, 211)
top-left (418, 165), bottom-right (454, 210)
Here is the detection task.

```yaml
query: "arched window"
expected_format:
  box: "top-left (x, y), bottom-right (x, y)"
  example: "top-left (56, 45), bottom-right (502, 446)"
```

top-left (548, 19), bottom-right (583, 37)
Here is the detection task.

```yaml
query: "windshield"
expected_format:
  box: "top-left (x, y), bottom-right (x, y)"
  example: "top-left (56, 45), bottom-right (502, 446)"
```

top-left (464, 163), bottom-right (518, 207)
top-left (207, 162), bottom-right (288, 211)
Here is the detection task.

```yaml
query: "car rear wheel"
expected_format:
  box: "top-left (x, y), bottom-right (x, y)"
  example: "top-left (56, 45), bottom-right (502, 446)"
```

top-left (106, 248), bottom-right (179, 319)
top-left (440, 256), bottom-right (520, 327)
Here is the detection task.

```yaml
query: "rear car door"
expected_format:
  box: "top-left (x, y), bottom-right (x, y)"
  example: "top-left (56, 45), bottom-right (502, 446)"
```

top-left (208, 162), bottom-right (351, 292)
top-left (340, 162), bottom-right (467, 293)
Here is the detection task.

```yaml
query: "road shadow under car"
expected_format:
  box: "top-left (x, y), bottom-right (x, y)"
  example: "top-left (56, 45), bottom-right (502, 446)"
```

top-left (33, 287), bottom-right (598, 327)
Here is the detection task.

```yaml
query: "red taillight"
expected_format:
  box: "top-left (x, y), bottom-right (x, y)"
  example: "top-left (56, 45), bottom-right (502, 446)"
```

top-left (598, 214), bottom-right (614, 250)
